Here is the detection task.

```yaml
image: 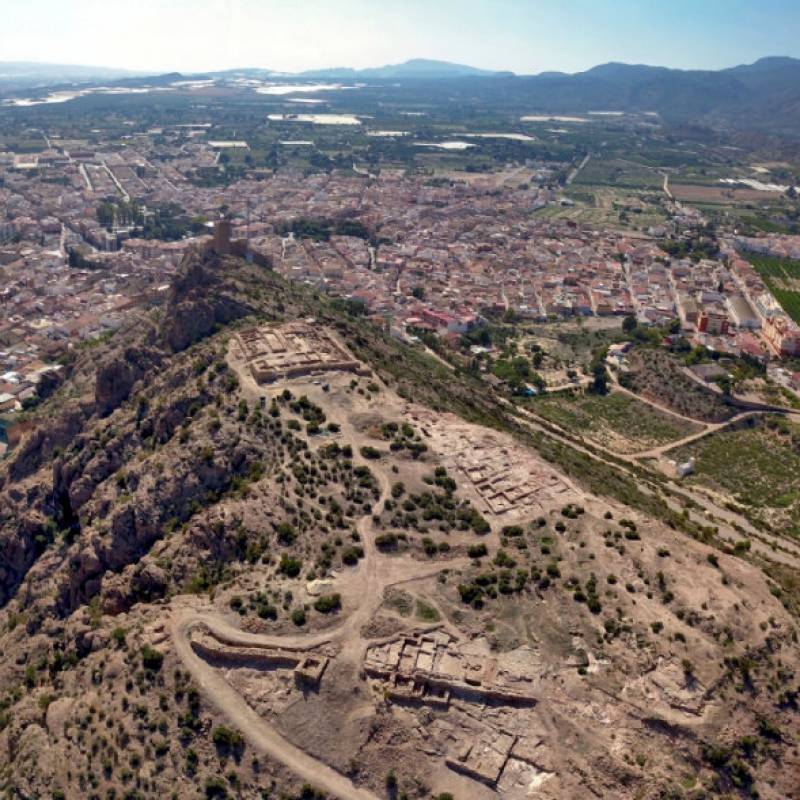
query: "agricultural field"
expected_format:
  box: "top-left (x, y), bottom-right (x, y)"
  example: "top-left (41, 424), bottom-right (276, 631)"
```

top-left (747, 254), bottom-right (800, 324)
top-left (523, 389), bottom-right (702, 454)
top-left (618, 347), bottom-right (736, 423)
top-left (673, 416), bottom-right (800, 538)
top-left (0, 134), bottom-right (48, 153)
top-left (573, 157), bottom-right (663, 189)
top-left (669, 183), bottom-right (780, 204)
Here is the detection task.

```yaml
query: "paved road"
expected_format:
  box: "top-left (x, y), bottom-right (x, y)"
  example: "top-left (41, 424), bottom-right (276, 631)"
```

top-left (79, 163), bottom-right (92, 191)
top-left (101, 160), bottom-right (130, 202)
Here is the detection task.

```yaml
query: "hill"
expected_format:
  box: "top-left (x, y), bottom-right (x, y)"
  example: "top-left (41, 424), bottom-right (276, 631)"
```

top-left (0, 248), bottom-right (798, 798)
top-left (0, 61), bottom-right (145, 91)
top-left (298, 58), bottom-right (510, 80)
top-left (211, 55), bottom-right (800, 134)
top-left (483, 56), bottom-right (800, 132)
top-left (5, 56), bottom-right (800, 133)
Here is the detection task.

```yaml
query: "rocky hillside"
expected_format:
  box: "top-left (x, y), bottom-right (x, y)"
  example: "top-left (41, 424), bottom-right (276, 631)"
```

top-left (0, 248), bottom-right (798, 800)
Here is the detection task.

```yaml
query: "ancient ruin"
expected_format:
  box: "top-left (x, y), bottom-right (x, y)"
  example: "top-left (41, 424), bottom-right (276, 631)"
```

top-left (412, 412), bottom-right (576, 517)
top-left (362, 630), bottom-right (541, 788)
top-left (189, 627), bottom-right (330, 688)
top-left (234, 321), bottom-right (366, 383)
top-left (363, 630), bottom-right (538, 708)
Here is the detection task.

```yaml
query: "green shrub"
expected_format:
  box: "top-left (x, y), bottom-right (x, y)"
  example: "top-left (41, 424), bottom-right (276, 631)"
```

top-left (458, 583), bottom-right (484, 607)
top-left (313, 593), bottom-right (341, 614)
top-left (375, 533), bottom-right (398, 551)
top-left (141, 645), bottom-right (164, 672)
top-left (341, 546), bottom-right (364, 565)
top-left (204, 777), bottom-right (229, 799)
top-left (278, 554), bottom-right (302, 577)
top-left (211, 725), bottom-right (244, 753)
top-left (276, 522), bottom-right (297, 545)
top-left (291, 607), bottom-right (307, 626)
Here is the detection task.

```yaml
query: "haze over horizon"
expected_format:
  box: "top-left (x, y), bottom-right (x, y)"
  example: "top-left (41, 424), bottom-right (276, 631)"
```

top-left (1, 0), bottom-right (799, 76)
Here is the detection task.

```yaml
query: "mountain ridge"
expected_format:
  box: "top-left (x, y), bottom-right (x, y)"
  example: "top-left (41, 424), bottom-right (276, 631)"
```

top-left (3, 56), bottom-right (800, 133)
top-left (6, 55), bottom-right (799, 84)
top-left (0, 247), bottom-right (798, 798)
top-left (296, 57), bottom-right (511, 79)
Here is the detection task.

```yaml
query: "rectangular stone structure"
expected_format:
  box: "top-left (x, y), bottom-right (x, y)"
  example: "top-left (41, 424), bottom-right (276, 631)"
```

top-left (236, 321), bottom-right (363, 383)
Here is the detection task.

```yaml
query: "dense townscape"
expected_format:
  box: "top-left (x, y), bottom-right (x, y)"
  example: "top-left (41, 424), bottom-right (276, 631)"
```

top-left (4, 121), bottom-right (800, 446)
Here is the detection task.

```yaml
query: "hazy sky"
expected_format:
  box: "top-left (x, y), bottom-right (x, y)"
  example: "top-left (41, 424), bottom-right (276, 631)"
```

top-left (2, 0), bottom-right (799, 74)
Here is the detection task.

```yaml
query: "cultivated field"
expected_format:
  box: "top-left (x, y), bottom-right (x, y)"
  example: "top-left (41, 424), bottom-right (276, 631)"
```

top-left (747, 253), bottom-right (800, 324)
top-left (670, 183), bottom-right (780, 204)
top-left (619, 348), bottom-right (736, 423)
top-left (673, 416), bottom-right (800, 538)
top-left (524, 390), bottom-right (702, 454)
top-left (572, 157), bottom-right (663, 190)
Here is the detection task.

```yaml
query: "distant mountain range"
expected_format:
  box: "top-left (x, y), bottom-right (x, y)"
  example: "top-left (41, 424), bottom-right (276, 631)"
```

top-left (517, 57), bottom-right (800, 131)
top-left (0, 61), bottom-right (144, 91)
top-left (296, 58), bottom-right (511, 80)
top-left (3, 56), bottom-right (800, 133)
top-left (207, 59), bottom-right (509, 81)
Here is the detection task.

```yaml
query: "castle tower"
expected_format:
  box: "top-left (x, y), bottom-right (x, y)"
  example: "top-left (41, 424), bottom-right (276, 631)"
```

top-left (213, 219), bottom-right (233, 255)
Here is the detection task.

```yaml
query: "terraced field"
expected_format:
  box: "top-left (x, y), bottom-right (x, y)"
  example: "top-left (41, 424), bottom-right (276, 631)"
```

top-left (673, 416), bottom-right (800, 538)
top-left (524, 390), bottom-right (702, 454)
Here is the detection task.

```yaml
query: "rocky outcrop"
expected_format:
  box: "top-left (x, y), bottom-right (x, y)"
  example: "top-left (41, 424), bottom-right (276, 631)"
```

top-left (5, 405), bottom-right (87, 485)
top-left (160, 252), bottom-right (254, 352)
top-left (34, 368), bottom-right (64, 402)
top-left (95, 345), bottom-right (164, 416)
top-left (0, 512), bottom-right (52, 607)
top-left (54, 435), bottom-right (262, 614)
top-left (0, 248), bottom-right (277, 618)
top-left (98, 559), bottom-right (168, 615)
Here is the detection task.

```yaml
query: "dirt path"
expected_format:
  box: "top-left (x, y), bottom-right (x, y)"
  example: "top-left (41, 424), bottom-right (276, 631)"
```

top-left (662, 172), bottom-right (673, 200)
top-left (632, 410), bottom-right (756, 459)
top-left (566, 153), bottom-right (591, 185)
top-left (171, 613), bottom-right (381, 800)
top-left (509, 398), bottom-right (800, 568)
top-left (171, 434), bottom-right (470, 795)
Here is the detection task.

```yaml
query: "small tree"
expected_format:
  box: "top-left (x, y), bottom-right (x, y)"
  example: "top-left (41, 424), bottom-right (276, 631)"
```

top-left (141, 645), bottom-right (164, 672)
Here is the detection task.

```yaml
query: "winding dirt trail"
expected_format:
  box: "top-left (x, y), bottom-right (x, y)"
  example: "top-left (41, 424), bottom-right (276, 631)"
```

top-left (509, 397), bottom-right (800, 568)
top-left (171, 450), bottom-right (469, 798)
top-left (171, 612), bottom-right (382, 800)
top-left (631, 410), bottom-right (756, 459)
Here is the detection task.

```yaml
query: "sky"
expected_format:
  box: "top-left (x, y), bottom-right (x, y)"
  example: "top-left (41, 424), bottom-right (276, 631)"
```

top-left (1, 0), bottom-right (799, 75)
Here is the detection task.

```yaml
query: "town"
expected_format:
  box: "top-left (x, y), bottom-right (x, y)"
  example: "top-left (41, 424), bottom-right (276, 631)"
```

top-left (3, 124), bottom-right (800, 452)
